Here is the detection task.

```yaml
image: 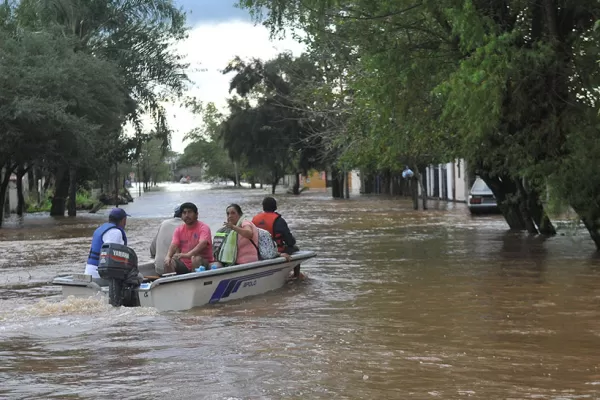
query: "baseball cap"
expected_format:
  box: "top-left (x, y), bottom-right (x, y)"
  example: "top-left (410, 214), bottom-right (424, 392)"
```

top-left (173, 205), bottom-right (182, 218)
top-left (109, 207), bottom-right (130, 220)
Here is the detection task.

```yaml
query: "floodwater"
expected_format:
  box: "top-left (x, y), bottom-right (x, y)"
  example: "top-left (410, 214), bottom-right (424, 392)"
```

top-left (1, 183), bottom-right (599, 399)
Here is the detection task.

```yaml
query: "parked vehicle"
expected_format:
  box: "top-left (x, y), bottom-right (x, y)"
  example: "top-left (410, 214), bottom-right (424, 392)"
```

top-left (468, 177), bottom-right (500, 214)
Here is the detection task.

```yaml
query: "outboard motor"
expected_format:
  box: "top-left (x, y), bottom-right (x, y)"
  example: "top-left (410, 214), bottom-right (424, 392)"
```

top-left (97, 243), bottom-right (142, 307)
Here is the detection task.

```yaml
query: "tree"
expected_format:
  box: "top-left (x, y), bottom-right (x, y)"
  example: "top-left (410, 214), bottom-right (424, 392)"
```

top-left (179, 101), bottom-right (241, 184)
top-left (221, 53), bottom-right (329, 194)
top-left (0, 28), bottom-right (126, 225)
top-left (219, 98), bottom-right (292, 194)
top-left (135, 138), bottom-right (173, 188)
top-left (237, 0), bottom-right (600, 250)
top-left (14, 0), bottom-right (189, 216)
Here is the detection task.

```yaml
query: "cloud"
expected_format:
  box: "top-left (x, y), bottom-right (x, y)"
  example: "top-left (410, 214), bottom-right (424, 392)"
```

top-left (150, 20), bottom-right (306, 153)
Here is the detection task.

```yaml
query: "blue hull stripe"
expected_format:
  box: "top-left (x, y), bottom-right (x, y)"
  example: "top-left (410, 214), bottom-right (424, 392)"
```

top-left (209, 267), bottom-right (287, 304)
top-left (231, 270), bottom-right (278, 294)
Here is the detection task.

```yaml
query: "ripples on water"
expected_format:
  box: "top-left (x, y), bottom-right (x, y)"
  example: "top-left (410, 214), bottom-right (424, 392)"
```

top-left (1, 183), bottom-right (600, 399)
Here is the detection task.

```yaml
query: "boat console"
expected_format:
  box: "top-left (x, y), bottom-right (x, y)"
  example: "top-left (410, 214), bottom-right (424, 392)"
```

top-left (97, 243), bottom-right (142, 307)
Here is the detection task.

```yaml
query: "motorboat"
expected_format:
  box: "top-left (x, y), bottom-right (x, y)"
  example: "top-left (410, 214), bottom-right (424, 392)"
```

top-left (52, 243), bottom-right (316, 312)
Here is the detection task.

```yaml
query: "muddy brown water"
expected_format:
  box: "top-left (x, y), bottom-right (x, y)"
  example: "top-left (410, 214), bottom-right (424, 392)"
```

top-left (1, 183), bottom-right (599, 399)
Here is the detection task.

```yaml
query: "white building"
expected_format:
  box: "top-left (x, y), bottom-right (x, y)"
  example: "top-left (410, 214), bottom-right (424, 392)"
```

top-left (6, 172), bottom-right (29, 213)
top-left (282, 163), bottom-right (470, 203)
top-left (422, 159), bottom-right (470, 202)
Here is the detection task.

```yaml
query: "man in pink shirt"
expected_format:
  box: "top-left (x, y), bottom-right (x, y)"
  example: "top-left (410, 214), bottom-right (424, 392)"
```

top-left (164, 202), bottom-right (214, 274)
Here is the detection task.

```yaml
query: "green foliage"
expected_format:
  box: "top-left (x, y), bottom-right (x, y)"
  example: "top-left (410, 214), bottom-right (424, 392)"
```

top-left (15, 0), bottom-right (189, 148)
top-left (220, 53), bottom-right (330, 182)
top-left (26, 190), bottom-right (93, 213)
top-left (236, 0), bottom-right (600, 245)
top-left (179, 139), bottom-right (237, 182)
top-left (0, 28), bottom-right (127, 169)
top-left (179, 101), bottom-right (239, 182)
top-left (134, 138), bottom-right (173, 184)
top-left (0, 0), bottom-right (190, 223)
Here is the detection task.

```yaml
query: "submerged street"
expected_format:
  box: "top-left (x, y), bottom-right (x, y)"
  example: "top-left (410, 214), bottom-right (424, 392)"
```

top-left (1, 183), bottom-right (599, 399)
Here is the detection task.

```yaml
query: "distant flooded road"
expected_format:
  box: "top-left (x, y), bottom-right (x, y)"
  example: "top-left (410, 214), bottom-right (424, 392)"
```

top-left (1, 183), bottom-right (599, 399)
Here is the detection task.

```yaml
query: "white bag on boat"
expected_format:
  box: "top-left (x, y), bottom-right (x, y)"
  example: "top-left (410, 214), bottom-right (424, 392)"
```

top-left (252, 227), bottom-right (278, 260)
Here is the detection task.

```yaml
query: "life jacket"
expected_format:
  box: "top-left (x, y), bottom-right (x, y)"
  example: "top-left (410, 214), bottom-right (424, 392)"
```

top-left (86, 222), bottom-right (127, 266)
top-left (252, 212), bottom-right (285, 252)
top-left (212, 227), bottom-right (231, 261)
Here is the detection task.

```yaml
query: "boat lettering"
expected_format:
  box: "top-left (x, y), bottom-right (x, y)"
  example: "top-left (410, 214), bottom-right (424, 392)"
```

top-left (113, 250), bottom-right (130, 259)
top-left (242, 280), bottom-right (257, 288)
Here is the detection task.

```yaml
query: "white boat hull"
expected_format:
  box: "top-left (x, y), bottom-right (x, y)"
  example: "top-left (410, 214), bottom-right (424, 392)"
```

top-left (52, 251), bottom-right (316, 312)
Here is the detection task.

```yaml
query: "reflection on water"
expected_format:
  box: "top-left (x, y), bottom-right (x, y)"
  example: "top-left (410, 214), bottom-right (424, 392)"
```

top-left (1, 183), bottom-right (600, 399)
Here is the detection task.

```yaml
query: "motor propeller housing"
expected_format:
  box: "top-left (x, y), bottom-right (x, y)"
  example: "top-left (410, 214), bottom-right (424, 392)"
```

top-left (97, 243), bottom-right (142, 307)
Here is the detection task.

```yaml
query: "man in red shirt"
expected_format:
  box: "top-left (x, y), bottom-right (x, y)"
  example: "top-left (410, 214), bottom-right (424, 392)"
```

top-left (164, 202), bottom-right (214, 274)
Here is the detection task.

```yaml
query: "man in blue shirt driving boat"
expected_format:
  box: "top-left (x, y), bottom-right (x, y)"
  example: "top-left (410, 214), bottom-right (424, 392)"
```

top-left (84, 208), bottom-right (130, 278)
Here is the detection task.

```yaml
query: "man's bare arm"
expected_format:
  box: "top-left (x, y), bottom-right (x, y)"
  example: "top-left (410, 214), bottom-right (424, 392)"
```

top-left (182, 240), bottom-right (208, 258)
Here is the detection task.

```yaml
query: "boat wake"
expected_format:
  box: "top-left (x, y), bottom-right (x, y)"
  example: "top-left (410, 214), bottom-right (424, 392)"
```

top-left (0, 294), bottom-right (160, 338)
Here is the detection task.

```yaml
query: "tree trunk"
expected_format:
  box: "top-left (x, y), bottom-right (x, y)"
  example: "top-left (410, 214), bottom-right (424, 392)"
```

top-left (67, 165), bottom-right (77, 217)
top-left (523, 184), bottom-right (556, 235)
top-left (0, 164), bottom-right (15, 227)
top-left (417, 170), bottom-right (428, 210)
top-left (271, 177), bottom-right (278, 195)
top-left (381, 169), bottom-right (391, 194)
top-left (511, 179), bottom-right (538, 234)
top-left (411, 177), bottom-right (419, 210)
top-left (89, 202), bottom-right (104, 214)
top-left (517, 182), bottom-right (555, 235)
top-left (481, 174), bottom-right (528, 231)
top-left (344, 170), bottom-right (350, 198)
top-left (250, 176), bottom-right (256, 189)
top-left (331, 167), bottom-right (342, 198)
top-left (292, 173), bottom-right (300, 195)
top-left (234, 161), bottom-right (240, 187)
top-left (360, 172), bottom-right (373, 194)
top-left (43, 173), bottom-right (52, 191)
top-left (573, 205), bottom-right (600, 251)
top-left (581, 216), bottom-right (600, 251)
top-left (27, 168), bottom-right (34, 192)
top-left (16, 165), bottom-right (26, 216)
top-left (50, 166), bottom-right (70, 216)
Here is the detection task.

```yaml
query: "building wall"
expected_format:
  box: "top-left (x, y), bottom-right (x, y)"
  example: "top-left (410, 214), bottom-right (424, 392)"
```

top-left (6, 172), bottom-right (29, 213)
top-left (300, 170), bottom-right (327, 189)
top-left (453, 159), bottom-right (468, 202)
top-left (284, 170), bottom-right (362, 193)
top-left (423, 159), bottom-right (468, 203)
top-left (350, 170), bottom-right (361, 194)
top-left (8, 181), bottom-right (18, 213)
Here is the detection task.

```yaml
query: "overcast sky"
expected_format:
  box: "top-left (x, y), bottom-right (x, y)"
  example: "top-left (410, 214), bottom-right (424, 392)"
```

top-left (142, 0), bottom-right (305, 153)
